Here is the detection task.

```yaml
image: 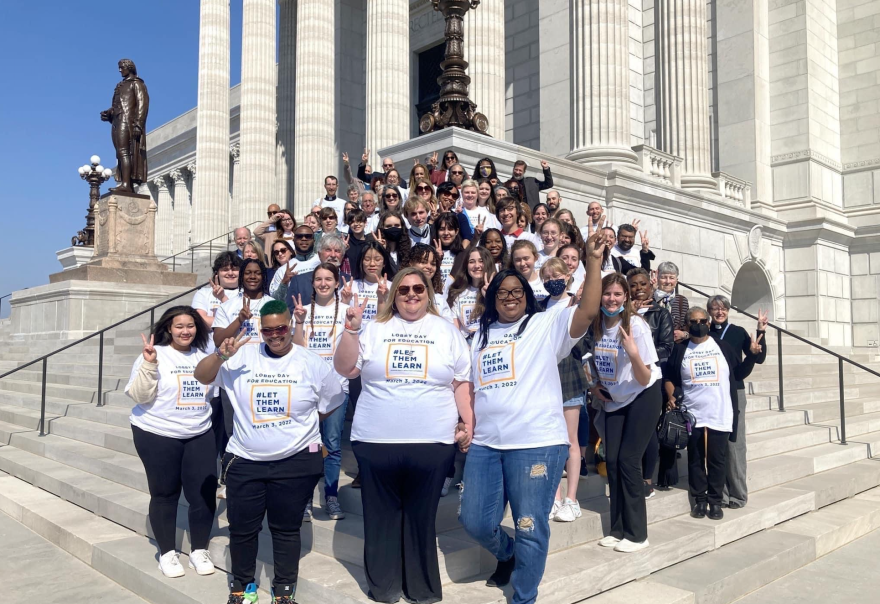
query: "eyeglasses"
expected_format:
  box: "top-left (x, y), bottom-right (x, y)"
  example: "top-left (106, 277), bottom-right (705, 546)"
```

top-left (260, 325), bottom-right (290, 337)
top-left (280, 217), bottom-right (294, 223)
top-left (688, 319), bottom-right (709, 325)
top-left (496, 288), bottom-right (525, 301)
top-left (416, 185), bottom-right (432, 192)
top-left (383, 164), bottom-right (393, 169)
top-left (397, 284), bottom-right (427, 296)
top-left (384, 193), bottom-right (399, 199)
top-left (273, 248), bottom-right (290, 255)
top-left (294, 233), bottom-right (314, 240)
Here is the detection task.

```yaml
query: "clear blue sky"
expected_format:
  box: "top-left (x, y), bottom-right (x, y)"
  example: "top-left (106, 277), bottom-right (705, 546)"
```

top-left (0, 2), bottom-right (247, 317)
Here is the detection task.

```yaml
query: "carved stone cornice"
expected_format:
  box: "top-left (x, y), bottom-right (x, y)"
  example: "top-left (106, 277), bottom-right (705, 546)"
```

top-left (770, 149), bottom-right (842, 172)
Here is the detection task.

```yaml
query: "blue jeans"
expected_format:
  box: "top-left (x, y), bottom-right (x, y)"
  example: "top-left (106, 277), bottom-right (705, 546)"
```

top-left (320, 394), bottom-right (349, 498)
top-left (459, 444), bottom-right (568, 604)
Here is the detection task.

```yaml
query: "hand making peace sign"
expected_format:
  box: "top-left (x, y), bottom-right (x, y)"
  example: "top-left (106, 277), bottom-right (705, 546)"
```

top-left (584, 215), bottom-right (607, 261)
top-left (433, 238), bottom-right (444, 257)
top-left (340, 275), bottom-right (353, 304)
top-left (749, 332), bottom-right (765, 355)
top-left (473, 214), bottom-right (487, 238)
top-left (362, 148), bottom-right (371, 164)
top-left (140, 333), bottom-right (157, 363)
top-left (292, 294), bottom-right (307, 324)
top-left (219, 330), bottom-right (252, 359)
top-left (345, 293), bottom-right (370, 331)
top-left (237, 296), bottom-right (252, 325)
top-left (377, 273), bottom-right (389, 302)
top-left (280, 262), bottom-right (298, 286)
top-left (210, 276), bottom-right (226, 302)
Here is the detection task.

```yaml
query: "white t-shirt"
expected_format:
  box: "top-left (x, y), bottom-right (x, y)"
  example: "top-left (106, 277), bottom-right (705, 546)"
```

top-left (213, 294), bottom-right (273, 346)
top-left (450, 285), bottom-right (481, 338)
top-left (503, 230), bottom-right (542, 250)
top-left (351, 314), bottom-right (471, 443)
top-left (527, 275), bottom-right (549, 302)
top-left (126, 346), bottom-right (212, 439)
top-left (592, 316), bottom-right (661, 412)
top-left (544, 295), bottom-right (572, 313)
top-left (681, 338), bottom-right (733, 432)
top-left (301, 300), bottom-right (351, 393)
top-left (317, 197), bottom-right (348, 217)
top-left (472, 307), bottom-right (584, 449)
top-left (440, 250), bottom-right (457, 284)
top-left (215, 343), bottom-right (344, 461)
top-left (580, 222), bottom-right (614, 241)
top-left (462, 206), bottom-right (501, 233)
top-left (352, 279), bottom-right (380, 324)
top-left (610, 244), bottom-right (641, 267)
top-left (268, 256), bottom-right (321, 296)
top-left (192, 286), bottom-right (240, 320)
top-left (434, 293), bottom-right (455, 323)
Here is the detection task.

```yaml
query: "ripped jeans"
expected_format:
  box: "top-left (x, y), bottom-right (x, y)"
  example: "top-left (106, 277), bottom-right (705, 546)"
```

top-left (459, 444), bottom-right (568, 604)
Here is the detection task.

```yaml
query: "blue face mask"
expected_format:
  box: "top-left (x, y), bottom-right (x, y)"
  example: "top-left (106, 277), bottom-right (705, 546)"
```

top-left (543, 279), bottom-right (567, 297)
top-left (601, 305), bottom-right (625, 317)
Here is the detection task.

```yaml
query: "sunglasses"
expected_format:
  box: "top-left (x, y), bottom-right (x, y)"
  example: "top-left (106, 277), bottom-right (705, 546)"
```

top-left (260, 325), bottom-right (290, 337)
top-left (383, 164), bottom-right (393, 169)
top-left (384, 193), bottom-right (399, 199)
top-left (451, 170), bottom-right (464, 175)
top-left (268, 210), bottom-right (278, 216)
top-left (497, 288), bottom-right (525, 301)
top-left (445, 155), bottom-right (457, 161)
top-left (689, 319), bottom-right (710, 325)
top-left (416, 185), bottom-right (432, 192)
top-left (273, 248), bottom-right (290, 255)
top-left (294, 233), bottom-right (314, 240)
top-left (397, 284), bottom-right (427, 296)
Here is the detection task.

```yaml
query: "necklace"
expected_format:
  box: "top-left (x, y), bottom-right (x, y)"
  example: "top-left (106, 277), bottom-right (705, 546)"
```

top-left (396, 315), bottom-right (426, 355)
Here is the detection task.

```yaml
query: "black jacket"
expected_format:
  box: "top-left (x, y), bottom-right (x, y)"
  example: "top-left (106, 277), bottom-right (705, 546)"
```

top-left (663, 334), bottom-right (757, 441)
top-left (612, 249), bottom-right (655, 274)
top-left (710, 321), bottom-right (767, 390)
top-left (639, 302), bottom-right (674, 364)
top-left (519, 167), bottom-right (553, 208)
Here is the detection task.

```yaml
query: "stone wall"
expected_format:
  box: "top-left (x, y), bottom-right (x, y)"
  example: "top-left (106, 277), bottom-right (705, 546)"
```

top-left (504, 0), bottom-right (541, 150)
top-left (335, 0), bottom-right (367, 179)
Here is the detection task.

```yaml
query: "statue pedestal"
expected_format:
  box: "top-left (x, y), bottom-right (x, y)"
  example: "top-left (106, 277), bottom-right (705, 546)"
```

top-left (49, 192), bottom-right (196, 288)
top-left (56, 246), bottom-right (94, 271)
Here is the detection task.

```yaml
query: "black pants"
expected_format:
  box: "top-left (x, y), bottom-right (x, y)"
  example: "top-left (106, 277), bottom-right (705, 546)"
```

top-left (604, 382), bottom-right (661, 543)
top-left (131, 425), bottom-right (218, 554)
top-left (687, 427), bottom-right (729, 505)
top-left (657, 444), bottom-right (680, 488)
top-left (225, 449), bottom-right (323, 593)
top-left (352, 442), bottom-right (455, 604)
top-left (210, 394), bottom-right (230, 456)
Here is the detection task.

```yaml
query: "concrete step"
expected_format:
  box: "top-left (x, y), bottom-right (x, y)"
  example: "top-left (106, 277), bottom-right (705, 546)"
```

top-left (9, 368), bottom-right (129, 390)
top-left (0, 392), bottom-right (107, 421)
top-left (747, 412), bottom-right (880, 460)
top-left (0, 378), bottom-right (113, 404)
top-left (0, 359), bottom-right (135, 378)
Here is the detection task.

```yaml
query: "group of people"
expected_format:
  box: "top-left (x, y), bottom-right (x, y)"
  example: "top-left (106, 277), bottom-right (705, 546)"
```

top-left (125, 149), bottom-right (768, 604)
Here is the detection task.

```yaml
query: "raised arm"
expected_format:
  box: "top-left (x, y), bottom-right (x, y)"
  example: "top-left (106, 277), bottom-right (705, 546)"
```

top-left (334, 294), bottom-right (368, 379)
top-left (570, 218), bottom-right (606, 338)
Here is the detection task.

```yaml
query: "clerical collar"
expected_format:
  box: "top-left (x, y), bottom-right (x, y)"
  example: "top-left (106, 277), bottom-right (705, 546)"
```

top-left (325, 195), bottom-right (337, 201)
top-left (712, 321), bottom-right (728, 330)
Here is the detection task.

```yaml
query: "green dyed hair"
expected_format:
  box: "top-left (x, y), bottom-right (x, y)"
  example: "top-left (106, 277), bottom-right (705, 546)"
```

top-left (260, 299), bottom-right (290, 317)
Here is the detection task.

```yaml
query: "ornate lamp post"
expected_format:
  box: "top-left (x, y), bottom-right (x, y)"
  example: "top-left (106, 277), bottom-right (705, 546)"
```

top-left (73, 155), bottom-right (113, 246)
top-left (419, 0), bottom-right (490, 135)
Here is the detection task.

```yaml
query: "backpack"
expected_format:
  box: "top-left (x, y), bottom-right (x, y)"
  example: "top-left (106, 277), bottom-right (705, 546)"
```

top-left (657, 404), bottom-right (695, 450)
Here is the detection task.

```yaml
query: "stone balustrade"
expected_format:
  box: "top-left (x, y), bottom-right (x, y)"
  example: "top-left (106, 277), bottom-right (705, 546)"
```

top-left (633, 144), bottom-right (683, 187)
top-left (712, 171), bottom-right (752, 208)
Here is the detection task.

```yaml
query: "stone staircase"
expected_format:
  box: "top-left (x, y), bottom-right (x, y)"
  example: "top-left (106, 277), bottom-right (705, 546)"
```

top-left (2, 317), bottom-right (880, 603)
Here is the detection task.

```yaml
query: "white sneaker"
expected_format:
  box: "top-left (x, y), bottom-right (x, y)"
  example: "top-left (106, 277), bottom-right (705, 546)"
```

top-left (549, 499), bottom-right (563, 520)
top-left (554, 498), bottom-right (582, 522)
top-left (158, 550), bottom-right (185, 578)
top-left (441, 477), bottom-right (454, 497)
top-left (614, 538), bottom-right (649, 553)
top-left (188, 549), bottom-right (215, 575)
top-left (598, 535), bottom-right (621, 548)
top-left (303, 500), bottom-right (312, 522)
top-left (217, 484), bottom-right (227, 500)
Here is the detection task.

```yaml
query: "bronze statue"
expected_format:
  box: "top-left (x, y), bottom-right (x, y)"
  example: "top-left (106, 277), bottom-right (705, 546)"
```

top-left (101, 59), bottom-right (149, 194)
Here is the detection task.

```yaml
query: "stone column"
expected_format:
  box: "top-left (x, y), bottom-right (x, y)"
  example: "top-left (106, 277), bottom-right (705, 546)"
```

top-left (568, 0), bottom-right (638, 165)
top-left (464, 2), bottom-right (505, 140)
top-left (170, 168), bottom-right (191, 255)
top-left (239, 0), bottom-right (277, 226)
top-left (230, 143), bottom-right (241, 233)
top-left (294, 0), bottom-right (336, 218)
top-left (277, 0), bottom-right (296, 211)
top-left (656, 0), bottom-right (715, 190)
top-left (192, 0), bottom-right (231, 243)
top-left (153, 176), bottom-right (173, 257)
top-left (366, 0), bottom-right (410, 166)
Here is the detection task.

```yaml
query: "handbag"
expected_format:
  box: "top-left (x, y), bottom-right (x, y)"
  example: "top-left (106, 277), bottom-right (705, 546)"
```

top-left (657, 403), bottom-right (695, 450)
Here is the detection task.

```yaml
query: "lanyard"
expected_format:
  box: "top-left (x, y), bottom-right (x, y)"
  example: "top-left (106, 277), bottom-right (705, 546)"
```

top-left (719, 323), bottom-right (730, 340)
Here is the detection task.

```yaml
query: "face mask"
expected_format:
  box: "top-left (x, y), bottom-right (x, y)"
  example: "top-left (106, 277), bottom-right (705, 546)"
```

top-left (601, 305), bottom-right (625, 317)
top-left (544, 279), bottom-right (567, 297)
top-left (654, 289), bottom-right (672, 301)
top-left (689, 323), bottom-right (710, 338)
top-left (480, 165), bottom-right (491, 177)
top-left (381, 227), bottom-right (403, 242)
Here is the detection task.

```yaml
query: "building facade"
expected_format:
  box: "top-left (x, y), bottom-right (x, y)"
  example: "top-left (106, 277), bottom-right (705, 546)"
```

top-left (143, 0), bottom-right (880, 348)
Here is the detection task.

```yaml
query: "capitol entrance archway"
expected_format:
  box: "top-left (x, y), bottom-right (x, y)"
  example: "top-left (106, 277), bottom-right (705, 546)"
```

top-left (731, 262), bottom-right (774, 321)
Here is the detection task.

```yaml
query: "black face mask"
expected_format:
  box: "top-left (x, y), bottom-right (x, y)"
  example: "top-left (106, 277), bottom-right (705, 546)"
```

top-left (688, 323), bottom-right (710, 338)
top-left (382, 227), bottom-right (403, 242)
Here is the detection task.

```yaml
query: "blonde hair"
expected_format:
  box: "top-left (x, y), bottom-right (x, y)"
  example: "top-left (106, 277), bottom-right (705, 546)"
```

top-left (539, 257), bottom-right (570, 280)
top-left (242, 240), bottom-right (267, 265)
top-left (510, 239), bottom-right (538, 260)
top-left (374, 268), bottom-right (439, 323)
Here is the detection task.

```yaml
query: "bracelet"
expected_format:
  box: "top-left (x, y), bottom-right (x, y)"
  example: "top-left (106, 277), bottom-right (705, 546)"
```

top-left (295, 321), bottom-right (305, 325)
top-left (344, 328), bottom-right (360, 335)
top-left (215, 350), bottom-right (230, 362)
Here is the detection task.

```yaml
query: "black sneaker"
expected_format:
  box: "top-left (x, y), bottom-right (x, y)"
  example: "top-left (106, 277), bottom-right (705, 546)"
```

top-left (351, 473), bottom-right (361, 489)
top-left (486, 554), bottom-right (516, 587)
top-left (579, 456), bottom-right (589, 479)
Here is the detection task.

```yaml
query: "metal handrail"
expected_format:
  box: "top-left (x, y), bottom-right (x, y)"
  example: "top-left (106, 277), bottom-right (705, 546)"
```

top-left (159, 220), bottom-right (260, 272)
top-left (0, 282), bottom-right (207, 436)
top-left (678, 281), bottom-right (880, 446)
